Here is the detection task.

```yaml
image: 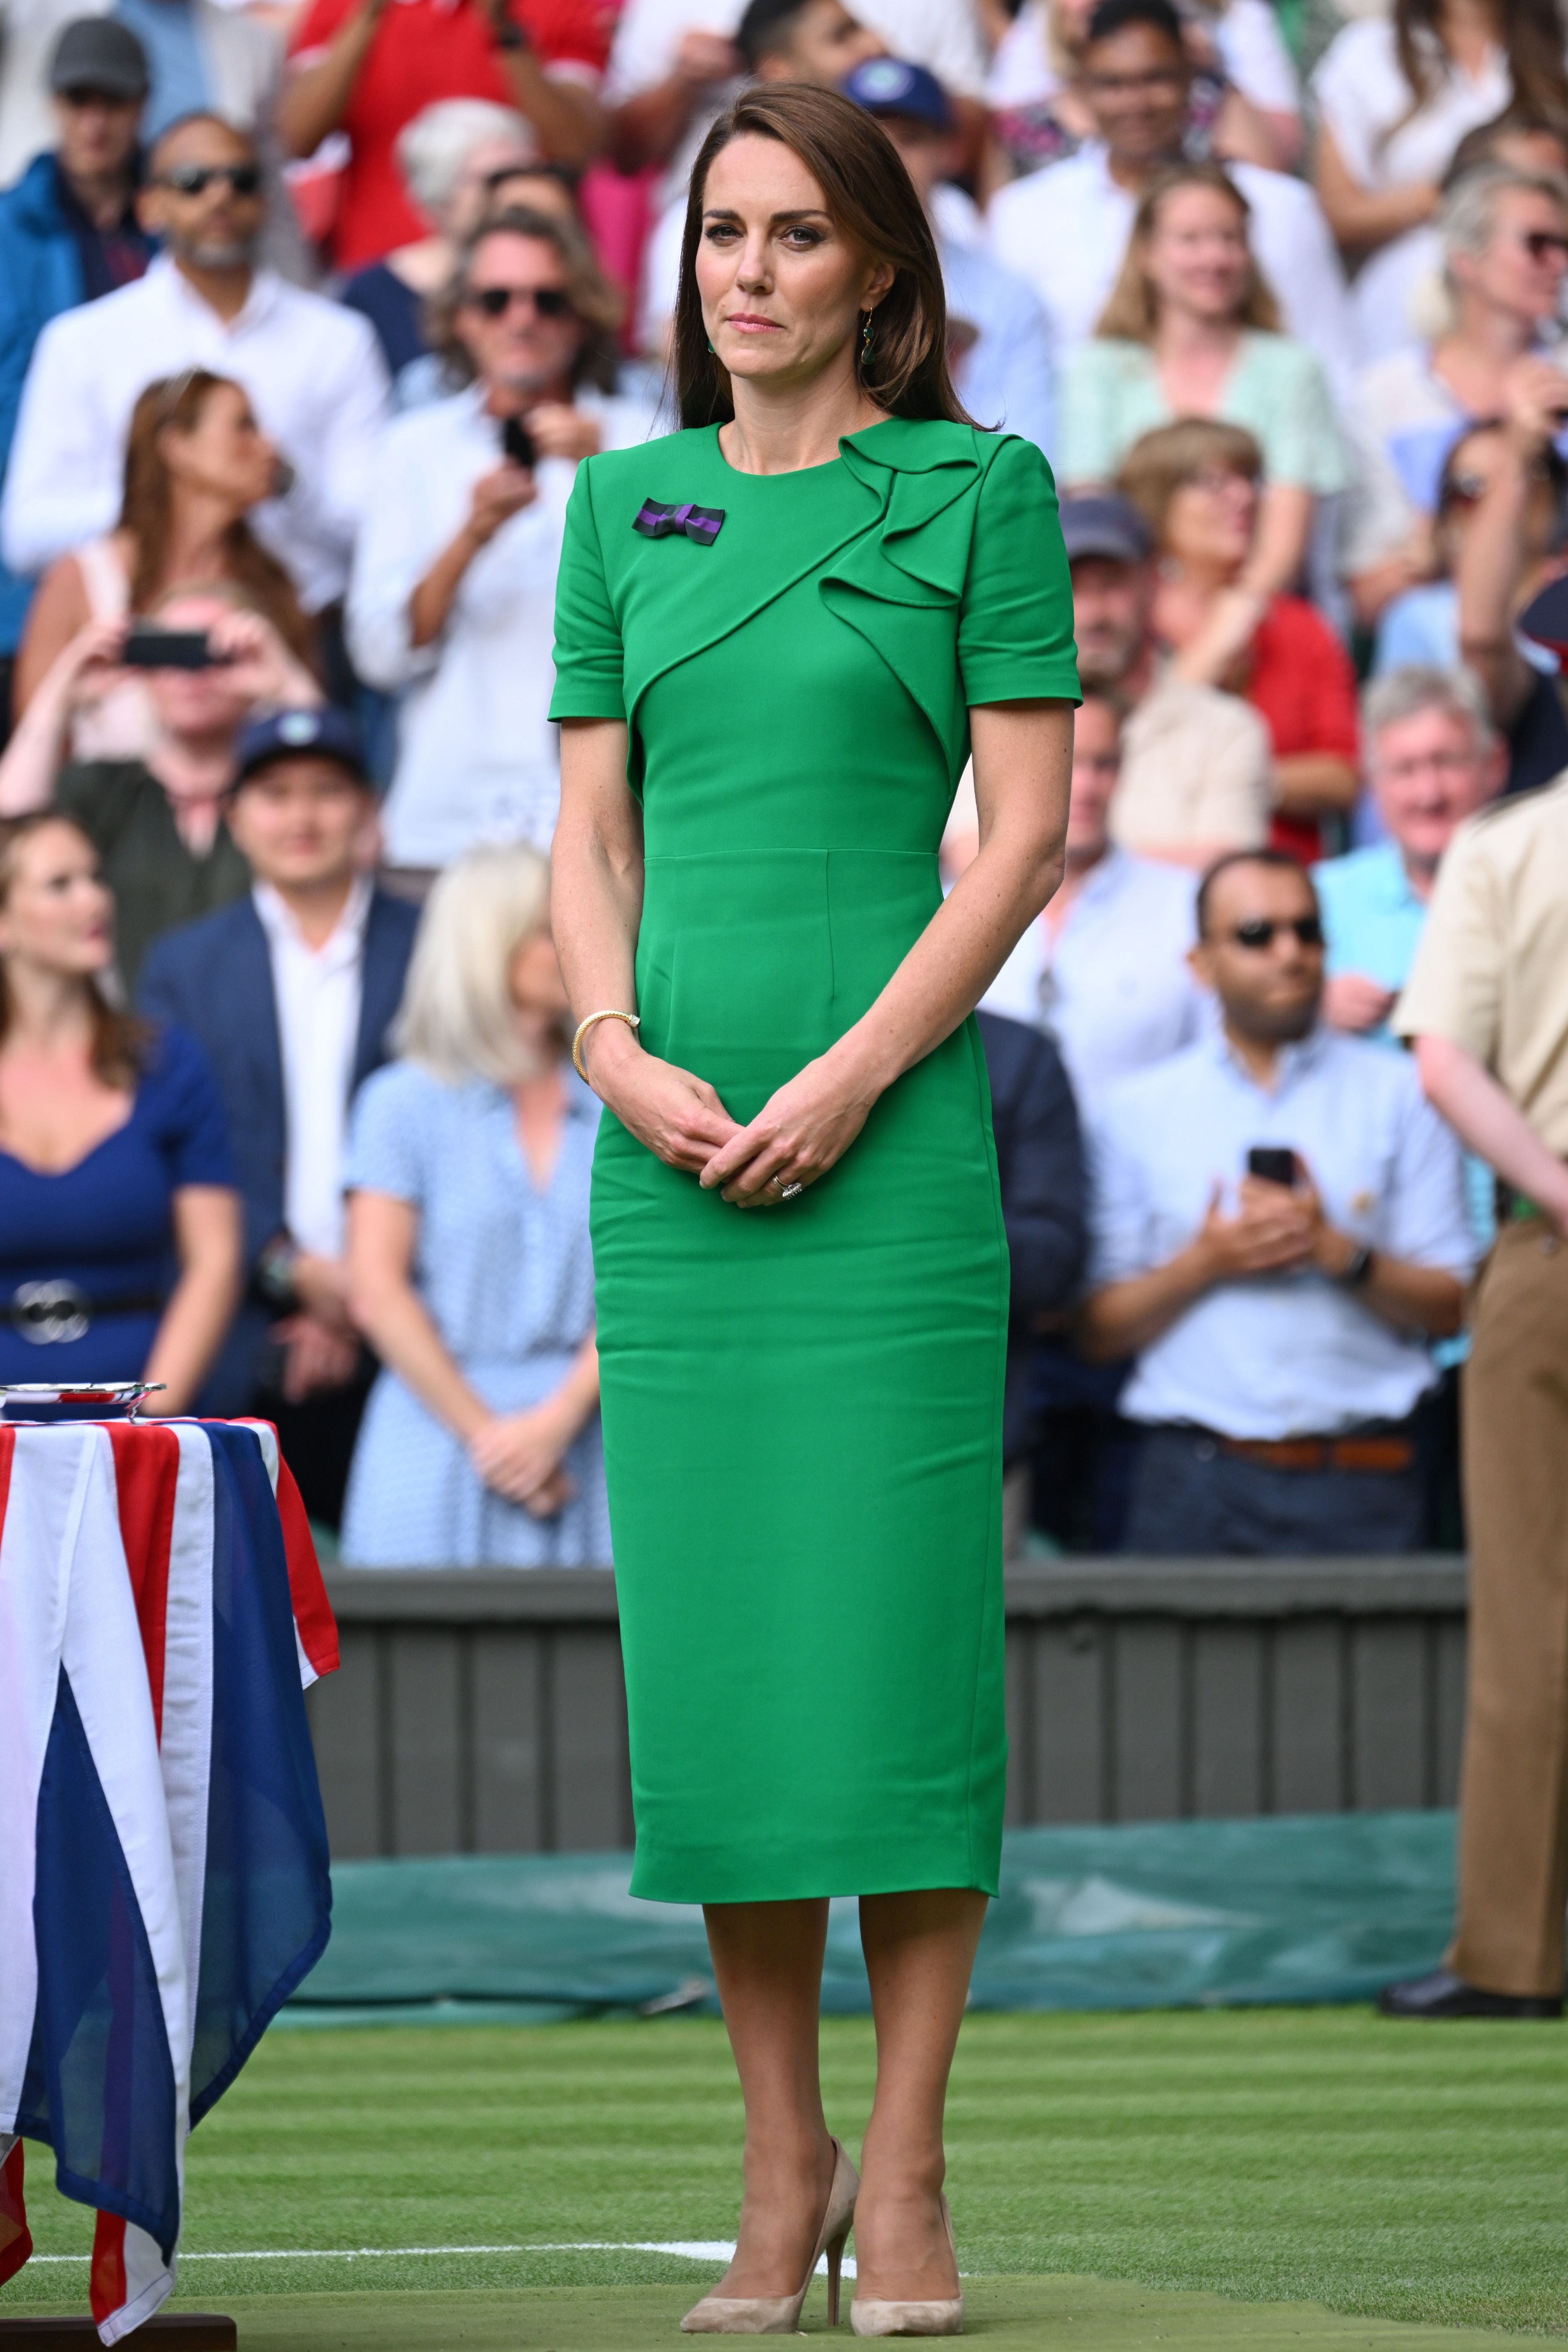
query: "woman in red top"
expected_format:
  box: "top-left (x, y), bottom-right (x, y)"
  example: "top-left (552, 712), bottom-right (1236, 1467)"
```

top-left (279, 0), bottom-right (609, 272)
top-left (1120, 417), bottom-right (1359, 861)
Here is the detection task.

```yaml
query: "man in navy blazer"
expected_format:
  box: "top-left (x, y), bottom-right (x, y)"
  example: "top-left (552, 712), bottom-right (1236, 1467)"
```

top-left (140, 707), bottom-right (419, 1520)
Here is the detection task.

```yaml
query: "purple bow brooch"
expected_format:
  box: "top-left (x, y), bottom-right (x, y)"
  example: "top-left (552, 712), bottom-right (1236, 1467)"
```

top-left (633, 498), bottom-right (725, 547)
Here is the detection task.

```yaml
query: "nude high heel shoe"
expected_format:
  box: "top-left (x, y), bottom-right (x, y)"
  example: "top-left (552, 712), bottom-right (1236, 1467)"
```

top-left (849, 2194), bottom-right (963, 2337)
top-left (681, 2136), bottom-right (859, 2334)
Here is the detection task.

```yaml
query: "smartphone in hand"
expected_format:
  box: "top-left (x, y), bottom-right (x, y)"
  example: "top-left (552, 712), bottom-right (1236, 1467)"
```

top-left (501, 415), bottom-right (537, 470)
top-left (1246, 1147), bottom-right (1298, 1188)
top-left (120, 624), bottom-right (217, 671)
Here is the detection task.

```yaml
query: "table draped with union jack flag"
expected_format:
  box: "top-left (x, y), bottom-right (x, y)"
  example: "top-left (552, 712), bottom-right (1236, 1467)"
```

top-left (0, 1416), bottom-right (338, 2343)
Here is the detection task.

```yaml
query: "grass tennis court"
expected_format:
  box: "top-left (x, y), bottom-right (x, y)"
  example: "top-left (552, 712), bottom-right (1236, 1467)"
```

top-left (9, 2009), bottom-right (1568, 2345)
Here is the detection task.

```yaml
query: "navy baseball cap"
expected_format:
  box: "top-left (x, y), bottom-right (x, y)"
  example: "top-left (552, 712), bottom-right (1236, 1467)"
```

top-left (842, 57), bottom-right (954, 133)
top-left (232, 706), bottom-right (370, 788)
top-left (1059, 493), bottom-right (1153, 566)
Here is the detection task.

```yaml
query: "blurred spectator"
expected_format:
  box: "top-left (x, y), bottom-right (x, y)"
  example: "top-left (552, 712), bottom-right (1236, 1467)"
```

top-left (139, 707), bottom-right (418, 1522)
top-left (340, 98), bottom-right (540, 383)
top-left (1384, 764), bottom-right (1568, 2015)
top-left (843, 57), bottom-right (1056, 455)
top-left (0, 19), bottom-right (154, 728)
top-left (1317, 667), bottom-right (1504, 1041)
top-left (348, 207), bottom-right (648, 878)
top-left (1061, 162), bottom-right (1345, 592)
top-left (1061, 489), bottom-right (1273, 864)
top-left (0, 0), bottom-right (290, 186)
top-left (1311, 0), bottom-right (1568, 354)
top-left (0, 809), bottom-right (239, 1406)
top-left (14, 369), bottom-right (312, 766)
top-left (975, 1006), bottom-right (1088, 1480)
top-left (1079, 849), bottom-right (1473, 1555)
top-left (1352, 107), bottom-right (1568, 367)
top-left (950, 690), bottom-right (1203, 1110)
top-left (1445, 361), bottom-right (1568, 787)
top-left (986, 0), bottom-right (1302, 180)
top-left (1119, 420), bottom-right (1360, 861)
top-left (0, 590), bottom-right (319, 986)
top-left (1, 113), bottom-right (390, 633)
top-left (1343, 164), bottom-right (1568, 625)
top-left (342, 841), bottom-right (609, 1567)
top-left (988, 0), bottom-right (1355, 396)
top-left (278, 0), bottom-right (606, 277)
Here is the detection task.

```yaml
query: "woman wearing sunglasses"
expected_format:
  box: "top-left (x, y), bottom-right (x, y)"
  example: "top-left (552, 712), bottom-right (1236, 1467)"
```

top-left (1344, 161), bottom-right (1568, 625)
top-left (346, 205), bottom-right (654, 890)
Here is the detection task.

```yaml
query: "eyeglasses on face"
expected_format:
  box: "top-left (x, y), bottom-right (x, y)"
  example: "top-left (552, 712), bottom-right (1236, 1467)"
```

top-left (1519, 229), bottom-right (1568, 263)
top-left (467, 283), bottom-right (573, 319)
top-left (153, 162), bottom-right (262, 198)
top-left (1226, 915), bottom-right (1324, 950)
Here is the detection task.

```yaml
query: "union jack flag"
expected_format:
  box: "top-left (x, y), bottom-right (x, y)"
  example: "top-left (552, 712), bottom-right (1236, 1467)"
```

top-left (0, 1417), bottom-right (337, 2342)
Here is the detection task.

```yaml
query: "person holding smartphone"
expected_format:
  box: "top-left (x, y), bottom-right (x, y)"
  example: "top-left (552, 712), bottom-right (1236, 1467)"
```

top-left (346, 204), bottom-right (654, 889)
top-left (1077, 847), bottom-right (1475, 1554)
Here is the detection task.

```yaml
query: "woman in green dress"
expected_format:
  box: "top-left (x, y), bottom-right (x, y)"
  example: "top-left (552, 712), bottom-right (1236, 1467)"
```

top-left (550, 84), bottom-right (1078, 2338)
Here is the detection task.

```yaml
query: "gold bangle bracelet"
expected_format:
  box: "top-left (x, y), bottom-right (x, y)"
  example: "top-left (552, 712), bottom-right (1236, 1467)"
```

top-left (572, 1008), bottom-right (641, 1084)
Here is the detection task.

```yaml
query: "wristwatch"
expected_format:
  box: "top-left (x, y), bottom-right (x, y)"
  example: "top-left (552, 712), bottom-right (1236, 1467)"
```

top-left (256, 1231), bottom-right (302, 1309)
top-left (1336, 1241), bottom-right (1375, 1289)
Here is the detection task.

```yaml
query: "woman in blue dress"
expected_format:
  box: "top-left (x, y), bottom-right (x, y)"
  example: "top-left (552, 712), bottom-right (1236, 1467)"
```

top-left (340, 840), bottom-right (609, 1566)
top-left (0, 813), bottom-right (241, 1404)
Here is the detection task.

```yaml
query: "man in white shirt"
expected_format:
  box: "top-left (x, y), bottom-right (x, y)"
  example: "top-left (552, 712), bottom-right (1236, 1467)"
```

top-left (138, 706), bottom-right (420, 1524)
top-left (1080, 849), bottom-right (1474, 1554)
top-left (951, 691), bottom-right (1203, 1115)
top-left (987, 0), bottom-right (1355, 402)
top-left (1, 110), bottom-right (389, 616)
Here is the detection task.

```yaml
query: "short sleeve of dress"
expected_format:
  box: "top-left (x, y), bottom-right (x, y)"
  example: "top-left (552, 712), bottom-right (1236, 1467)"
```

top-left (549, 461), bottom-right (626, 723)
top-left (145, 1023), bottom-right (236, 1189)
top-left (958, 435), bottom-right (1081, 708)
top-left (345, 1060), bottom-right (433, 1208)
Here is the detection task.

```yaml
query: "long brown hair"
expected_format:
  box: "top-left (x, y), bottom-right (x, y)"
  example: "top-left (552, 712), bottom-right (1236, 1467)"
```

top-left (119, 372), bottom-right (316, 670)
top-left (1391, 0), bottom-right (1568, 147)
top-left (1096, 162), bottom-right (1281, 342)
top-left (0, 816), bottom-right (148, 1087)
top-left (672, 82), bottom-right (973, 431)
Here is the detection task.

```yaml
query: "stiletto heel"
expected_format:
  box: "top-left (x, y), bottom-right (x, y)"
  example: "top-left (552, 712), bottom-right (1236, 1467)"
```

top-left (681, 2136), bottom-right (859, 2334)
top-left (850, 2193), bottom-right (963, 2337)
top-left (825, 2221), bottom-right (850, 2327)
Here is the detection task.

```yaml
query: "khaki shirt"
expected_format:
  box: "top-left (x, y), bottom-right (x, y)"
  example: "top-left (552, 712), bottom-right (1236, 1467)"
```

top-left (1108, 676), bottom-right (1274, 858)
top-left (1394, 775), bottom-right (1568, 1153)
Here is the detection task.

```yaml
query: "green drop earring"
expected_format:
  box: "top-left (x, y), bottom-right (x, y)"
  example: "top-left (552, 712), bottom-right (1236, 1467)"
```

top-left (860, 311), bottom-right (874, 369)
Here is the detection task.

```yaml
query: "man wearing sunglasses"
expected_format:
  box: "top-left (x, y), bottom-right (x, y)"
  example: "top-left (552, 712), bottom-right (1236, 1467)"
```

top-left (1, 111), bottom-right (389, 632)
top-left (1078, 848), bottom-right (1473, 1556)
top-left (347, 205), bottom-right (652, 880)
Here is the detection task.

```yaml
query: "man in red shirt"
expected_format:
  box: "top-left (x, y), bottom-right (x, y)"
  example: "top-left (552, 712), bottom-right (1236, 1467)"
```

top-left (279, 0), bottom-right (610, 271)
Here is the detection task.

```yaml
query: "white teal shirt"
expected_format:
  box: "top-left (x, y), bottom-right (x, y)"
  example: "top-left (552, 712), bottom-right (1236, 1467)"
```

top-left (980, 847), bottom-right (1203, 1114)
top-left (252, 876), bottom-right (370, 1262)
top-left (1087, 1025), bottom-right (1476, 1436)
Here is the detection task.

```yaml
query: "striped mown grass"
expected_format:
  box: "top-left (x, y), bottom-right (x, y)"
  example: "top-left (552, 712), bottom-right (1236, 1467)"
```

top-left (7, 2009), bottom-right (1568, 2336)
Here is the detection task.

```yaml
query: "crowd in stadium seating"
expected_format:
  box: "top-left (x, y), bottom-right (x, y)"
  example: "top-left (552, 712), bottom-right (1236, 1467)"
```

top-left (0, 0), bottom-right (1564, 1567)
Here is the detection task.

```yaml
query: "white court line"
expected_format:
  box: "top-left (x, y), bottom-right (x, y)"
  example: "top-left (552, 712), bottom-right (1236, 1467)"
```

top-left (27, 2243), bottom-right (857, 2276)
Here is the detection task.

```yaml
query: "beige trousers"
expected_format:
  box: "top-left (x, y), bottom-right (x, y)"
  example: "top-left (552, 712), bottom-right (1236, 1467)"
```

top-left (1450, 1219), bottom-right (1568, 1996)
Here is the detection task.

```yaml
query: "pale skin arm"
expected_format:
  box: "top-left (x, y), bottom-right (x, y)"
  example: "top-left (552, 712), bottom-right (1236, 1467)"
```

top-left (141, 1186), bottom-right (243, 1415)
top-left (409, 464), bottom-right (537, 649)
top-left (1312, 122), bottom-right (1439, 257)
top-left (347, 1189), bottom-right (598, 1512)
top-left (1415, 1031), bottom-right (1568, 1233)
top-left (1079, 1164), bottom-right (1463, 1360)
top-left (0, 614), bottom-right (128, 815)
top-left (12, 554), bottom-right (94, 718)
top-left (554, 702), bottom-right (1075, 1206)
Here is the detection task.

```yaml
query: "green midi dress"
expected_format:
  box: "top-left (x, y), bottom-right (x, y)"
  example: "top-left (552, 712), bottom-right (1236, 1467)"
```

top-left (549, 416), bottom-right (1079, 1905)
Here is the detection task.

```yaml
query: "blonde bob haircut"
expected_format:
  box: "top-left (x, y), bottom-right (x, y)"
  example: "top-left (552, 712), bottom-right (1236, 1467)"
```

top-left (394, 840), bottom-right (554, 1087)
top-left (1095, 162), bottom-right (1281, 344)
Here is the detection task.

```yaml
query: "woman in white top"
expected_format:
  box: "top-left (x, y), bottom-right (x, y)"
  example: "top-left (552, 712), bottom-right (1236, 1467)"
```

top-left (347, 206), bottom-right (652, 881)
top-left (1313, 0), bottom-right (1568, 353)
top-left (986, 0), bottom-right (1302, 176)
top-left (13, 370), bottom-right (312, 764)
top-left (1061, 162), bottom-right (1346, 592)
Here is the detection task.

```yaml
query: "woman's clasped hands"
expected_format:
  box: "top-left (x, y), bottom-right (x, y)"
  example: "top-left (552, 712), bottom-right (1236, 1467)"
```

top-left (581, 1019), bottom-right (873, 1208)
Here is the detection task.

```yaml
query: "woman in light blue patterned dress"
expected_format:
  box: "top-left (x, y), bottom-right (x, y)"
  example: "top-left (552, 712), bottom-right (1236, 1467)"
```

top-left (339, 842), bottom-right (609, 1567)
